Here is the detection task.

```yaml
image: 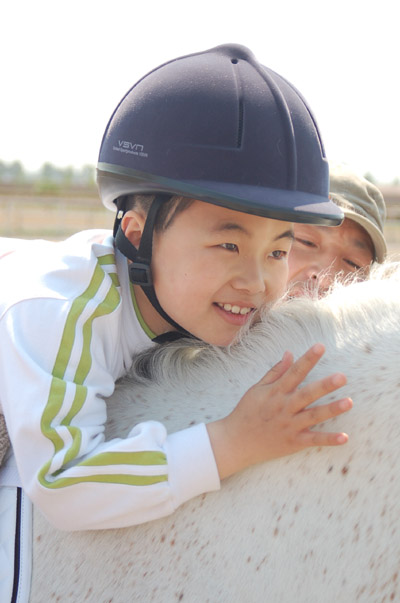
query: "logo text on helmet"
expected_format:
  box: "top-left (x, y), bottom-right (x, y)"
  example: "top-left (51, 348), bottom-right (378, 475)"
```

top-left (113, 140), bottom-right (148, 158)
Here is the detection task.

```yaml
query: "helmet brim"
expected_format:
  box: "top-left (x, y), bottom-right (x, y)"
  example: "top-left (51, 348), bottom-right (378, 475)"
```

top-left (97, 163), bottom-right (344, 226)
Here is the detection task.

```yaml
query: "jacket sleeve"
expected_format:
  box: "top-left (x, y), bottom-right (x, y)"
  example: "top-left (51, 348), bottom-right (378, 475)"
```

top-left (0, 295), bottom-right (220, 530)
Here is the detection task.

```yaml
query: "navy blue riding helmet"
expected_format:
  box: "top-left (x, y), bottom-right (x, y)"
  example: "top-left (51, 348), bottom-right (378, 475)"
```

top-left (97, 43), bottom-right (344, 338)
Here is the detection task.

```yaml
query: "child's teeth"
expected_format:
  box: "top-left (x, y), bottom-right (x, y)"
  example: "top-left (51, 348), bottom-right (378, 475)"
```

top-left (218, 303), bottom-right (251, 315)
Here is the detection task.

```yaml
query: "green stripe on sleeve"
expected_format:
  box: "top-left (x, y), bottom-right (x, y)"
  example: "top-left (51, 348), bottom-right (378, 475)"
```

top-left (79, 451), bottom-right (167, 467)
top-left (40, 473), bottom-right (168, 488)
top-left (97, 254), bottom-right (116, 266)
top-left (51, 264), bottom-right (106, 380)
top-left (74, 284), bottom-right (121, 385)
top-left (39, 257), bottom-right (131, 488)
top-left (39, 252), bottom-right (170, 490)
top-left (40, 377), bottom-right (68, 452)
top-left (98, 255), bottom-right (120, 287)
top-left (109, 273), bottom-right (120, 288)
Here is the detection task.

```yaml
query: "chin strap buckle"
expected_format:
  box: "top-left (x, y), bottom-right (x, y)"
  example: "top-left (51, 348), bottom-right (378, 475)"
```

top-left (128, 261), bottom-right (153, 286)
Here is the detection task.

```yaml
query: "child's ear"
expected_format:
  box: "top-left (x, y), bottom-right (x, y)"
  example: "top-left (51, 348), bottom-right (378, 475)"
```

top-left (121, 210), bottom-right (146, 248)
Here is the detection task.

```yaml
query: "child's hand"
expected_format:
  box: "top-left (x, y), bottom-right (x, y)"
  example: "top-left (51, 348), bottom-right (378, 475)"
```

top-left (206, 343), bottom-right (352, 480)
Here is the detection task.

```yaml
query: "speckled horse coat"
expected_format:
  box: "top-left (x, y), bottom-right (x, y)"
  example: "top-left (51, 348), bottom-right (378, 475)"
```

top-left (30, 263), bottom-right (400, 603)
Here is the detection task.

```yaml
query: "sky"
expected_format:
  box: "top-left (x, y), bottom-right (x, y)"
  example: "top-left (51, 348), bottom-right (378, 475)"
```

top-left (1, 0), bottom-right (399, 183)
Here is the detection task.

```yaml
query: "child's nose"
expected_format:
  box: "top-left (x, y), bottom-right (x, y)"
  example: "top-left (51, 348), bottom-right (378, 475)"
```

top-left (231, 260), bottom-right (266, 294)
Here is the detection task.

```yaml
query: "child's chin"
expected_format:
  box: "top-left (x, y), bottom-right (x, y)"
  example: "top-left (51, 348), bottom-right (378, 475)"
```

top-left (203, 331), bottom-right (240, 348)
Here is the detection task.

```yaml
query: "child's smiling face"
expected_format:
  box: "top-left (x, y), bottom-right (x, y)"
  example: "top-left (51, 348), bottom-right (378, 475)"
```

top-left (133, 200), bottom-right (293, 346)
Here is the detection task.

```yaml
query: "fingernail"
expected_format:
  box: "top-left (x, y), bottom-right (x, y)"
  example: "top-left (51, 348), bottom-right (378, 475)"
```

top-left (339, 398), bottom-right (352, 410)
top-left (332, 374), bottom-right (346, 387)
top-left (337, 434), bottom-right (348, 444)
top-left (312, 343), bottom-right (324, 354)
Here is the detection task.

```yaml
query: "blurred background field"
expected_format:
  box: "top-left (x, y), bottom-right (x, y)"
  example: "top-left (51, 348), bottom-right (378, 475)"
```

top-left (1, 163), bottom-right (400, 258)
top-left (0, 187), bottom-right (110, 240)
top-left (0, 162), bottom-right (110, 240)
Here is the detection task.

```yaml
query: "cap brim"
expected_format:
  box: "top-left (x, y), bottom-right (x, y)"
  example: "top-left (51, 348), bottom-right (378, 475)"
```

top-left (340, 208), bottom-right (387, 262)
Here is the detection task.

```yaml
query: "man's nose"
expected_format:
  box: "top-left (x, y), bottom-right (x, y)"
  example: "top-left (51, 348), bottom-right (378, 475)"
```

top-left (304, 261), bottom-right (337, 292)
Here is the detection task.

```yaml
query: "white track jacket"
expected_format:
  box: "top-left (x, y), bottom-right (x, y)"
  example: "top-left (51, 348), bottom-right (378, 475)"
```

top-left (0, 230), bottom-right (220, 530)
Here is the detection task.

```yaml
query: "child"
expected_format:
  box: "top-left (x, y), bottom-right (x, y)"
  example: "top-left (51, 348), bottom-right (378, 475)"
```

top-left (288, 163), bottom-right (387, 297)
top-left (0, 44), bottom-right (352, 531)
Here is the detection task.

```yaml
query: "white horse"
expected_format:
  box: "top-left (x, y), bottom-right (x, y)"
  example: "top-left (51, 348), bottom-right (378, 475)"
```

top-left (26, 263), bottom-right (400, 601)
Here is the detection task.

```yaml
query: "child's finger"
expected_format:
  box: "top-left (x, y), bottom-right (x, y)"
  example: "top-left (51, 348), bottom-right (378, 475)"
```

top-left (289, 372), bottom-right (348, 414)
top-left (258, 350), bottom-right (294, 386)
top-left (298, 429), bottom-right (349, 448)
top-left (261, 343), bottom-right (326, 393)
top-left (296, 397), bottom-right (353, 430)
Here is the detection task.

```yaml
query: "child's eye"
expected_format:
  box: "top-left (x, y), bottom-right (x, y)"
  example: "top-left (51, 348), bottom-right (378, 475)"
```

top-left (269, 250), bottom-right (287, 260)
top-left (220, 243), bottom-right (238, 252)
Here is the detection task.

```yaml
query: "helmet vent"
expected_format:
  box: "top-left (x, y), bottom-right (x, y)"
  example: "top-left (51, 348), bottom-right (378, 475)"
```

top-left (237, 99), bottom-right (244, 148)
top-left (231, 58), bottom-right (239, 64)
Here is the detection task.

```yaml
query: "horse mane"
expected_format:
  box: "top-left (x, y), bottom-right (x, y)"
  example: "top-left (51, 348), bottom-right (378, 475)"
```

top-left (123, 261), bottom-right (400, 392)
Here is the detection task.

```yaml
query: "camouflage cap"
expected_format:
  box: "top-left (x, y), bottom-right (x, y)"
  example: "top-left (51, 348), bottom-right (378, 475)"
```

top-left (329, 163), bottom-right (387, 262)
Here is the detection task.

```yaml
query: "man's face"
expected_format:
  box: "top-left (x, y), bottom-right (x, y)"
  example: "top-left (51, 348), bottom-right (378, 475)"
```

top-left (288, 218), bottom-right (374, 297)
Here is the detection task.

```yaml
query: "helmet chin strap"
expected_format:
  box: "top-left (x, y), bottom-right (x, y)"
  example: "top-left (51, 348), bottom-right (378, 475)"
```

top-left (114, 195), bottom-right (193, 342)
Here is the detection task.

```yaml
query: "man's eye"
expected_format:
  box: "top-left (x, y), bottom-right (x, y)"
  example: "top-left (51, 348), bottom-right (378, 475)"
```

top-left (295, 237), bottom-right (316, 248)
top-left (220, 243), bottom-right (238, 251)
top-left (270, 250), bottom-right (287, 260)
top-left (344, 259), bottom-right (362, 271)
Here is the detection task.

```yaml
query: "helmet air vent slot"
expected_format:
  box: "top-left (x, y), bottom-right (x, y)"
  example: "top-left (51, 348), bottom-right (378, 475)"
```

top-left (237, 99), bottom-right (244, 149)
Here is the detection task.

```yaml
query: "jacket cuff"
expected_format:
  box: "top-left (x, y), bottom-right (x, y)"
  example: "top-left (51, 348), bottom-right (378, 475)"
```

top-left (165, 423), bottom-right (220, 509)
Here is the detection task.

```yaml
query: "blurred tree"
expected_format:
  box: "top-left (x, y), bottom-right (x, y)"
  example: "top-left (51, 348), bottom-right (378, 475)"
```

top-left (62, 166), bottom-right (74, 188)
top-left (35, 162), bottom-right (61, 192)
top-left (78, 164), bottom-right (96, 188)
